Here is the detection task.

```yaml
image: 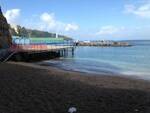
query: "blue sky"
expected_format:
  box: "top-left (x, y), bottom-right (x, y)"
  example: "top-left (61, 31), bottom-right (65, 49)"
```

top-left (1, 0), bottom-right (150, 40)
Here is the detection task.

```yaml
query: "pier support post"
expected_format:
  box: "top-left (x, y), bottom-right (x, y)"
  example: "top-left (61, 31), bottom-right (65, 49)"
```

top-left (72, 47), bottom-right (74, 56)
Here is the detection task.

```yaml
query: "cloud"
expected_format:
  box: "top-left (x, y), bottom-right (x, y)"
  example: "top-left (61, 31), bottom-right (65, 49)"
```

top-left (4, 9), bottom-right (20, 24)
top-left (96, 25), bottom-right (150, 40)
top-left (96, 26), bottom-right (124, 35)
top-left (40, 12), bottom-right (79, 32)
top-left (40, 13), bottom-right (56, 29)
top-left (3, 9), bottom-right (79, 34)
top-left (124, 3), bottom-right (150, 18)
top-left (65, 24), bottom-right (79, 31)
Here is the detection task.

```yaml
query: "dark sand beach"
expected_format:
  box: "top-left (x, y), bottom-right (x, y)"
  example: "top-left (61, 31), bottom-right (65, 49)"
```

top-left (0, 62), bottom-right (150, 113)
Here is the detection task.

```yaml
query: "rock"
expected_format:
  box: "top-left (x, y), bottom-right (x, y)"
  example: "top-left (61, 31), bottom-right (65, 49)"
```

top-left (0, 6), bottom-right (12, 49)
top-left (68, 107), bottom-right (77, 113)
top-left (77, 40), bottom-right (132, 47)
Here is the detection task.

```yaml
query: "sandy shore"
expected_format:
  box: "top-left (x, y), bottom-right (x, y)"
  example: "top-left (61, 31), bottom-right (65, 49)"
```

top-left (0, 62), bottom-right (150, 113)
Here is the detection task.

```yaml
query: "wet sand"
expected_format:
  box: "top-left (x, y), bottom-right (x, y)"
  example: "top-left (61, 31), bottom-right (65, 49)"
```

top-left (0, 62), bottom-right (150, 113)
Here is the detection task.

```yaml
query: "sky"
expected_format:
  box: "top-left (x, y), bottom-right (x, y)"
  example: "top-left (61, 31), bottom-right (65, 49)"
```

top-left (1, 0), bottom-right (150, 40)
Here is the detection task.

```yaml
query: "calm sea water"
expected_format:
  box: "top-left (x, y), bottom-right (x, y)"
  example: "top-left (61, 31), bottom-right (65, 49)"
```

top-left (37, 40), bottom-right (150, 80)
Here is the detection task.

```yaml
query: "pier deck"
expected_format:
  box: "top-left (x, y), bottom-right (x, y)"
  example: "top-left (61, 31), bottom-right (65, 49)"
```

top-left (0, 45), bottom-right (74, 62)
top-left (10, 45), bottom-right (74, 52)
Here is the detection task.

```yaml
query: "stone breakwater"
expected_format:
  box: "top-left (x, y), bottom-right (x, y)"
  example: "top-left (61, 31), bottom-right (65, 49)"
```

top-left (76, 41), bottom-right (132, 47)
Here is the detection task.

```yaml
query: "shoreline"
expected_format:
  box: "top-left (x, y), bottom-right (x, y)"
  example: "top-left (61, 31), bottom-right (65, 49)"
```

top-left (35, 57), bottom-right (150, 80)
top-left (35, 60), bottom-right (150, 81)
top-left (7, 61), bottom-right (150, 88)
top-left (0, 62), bottom-right (150, 113)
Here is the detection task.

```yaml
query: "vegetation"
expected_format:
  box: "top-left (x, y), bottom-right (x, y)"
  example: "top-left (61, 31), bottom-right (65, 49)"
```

top-left (9, 25), bottom-right (72, 40)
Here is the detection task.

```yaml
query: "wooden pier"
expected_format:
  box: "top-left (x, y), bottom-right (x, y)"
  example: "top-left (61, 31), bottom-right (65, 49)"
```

top-left (0, 6), bottom-right (74, 62)
top-left (0, 45), bottom-right (75, 62)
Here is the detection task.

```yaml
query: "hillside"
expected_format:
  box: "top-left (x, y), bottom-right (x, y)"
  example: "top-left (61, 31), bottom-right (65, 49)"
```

top-left (10, 25), bottom-right (72, 40)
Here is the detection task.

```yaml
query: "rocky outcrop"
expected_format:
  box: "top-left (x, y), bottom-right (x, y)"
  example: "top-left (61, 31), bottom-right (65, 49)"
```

top-left (0, 6), bottom-right (12, 49)
top-left (76, 41), bottom-right (132, 47)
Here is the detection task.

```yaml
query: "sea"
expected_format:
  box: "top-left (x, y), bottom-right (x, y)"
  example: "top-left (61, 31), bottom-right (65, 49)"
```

top-left (37, 40), bottom-right (150, 80)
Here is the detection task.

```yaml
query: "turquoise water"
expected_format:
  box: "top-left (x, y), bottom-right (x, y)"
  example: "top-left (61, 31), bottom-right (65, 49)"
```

top-left (38, 40), bottom-right (150, 80)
